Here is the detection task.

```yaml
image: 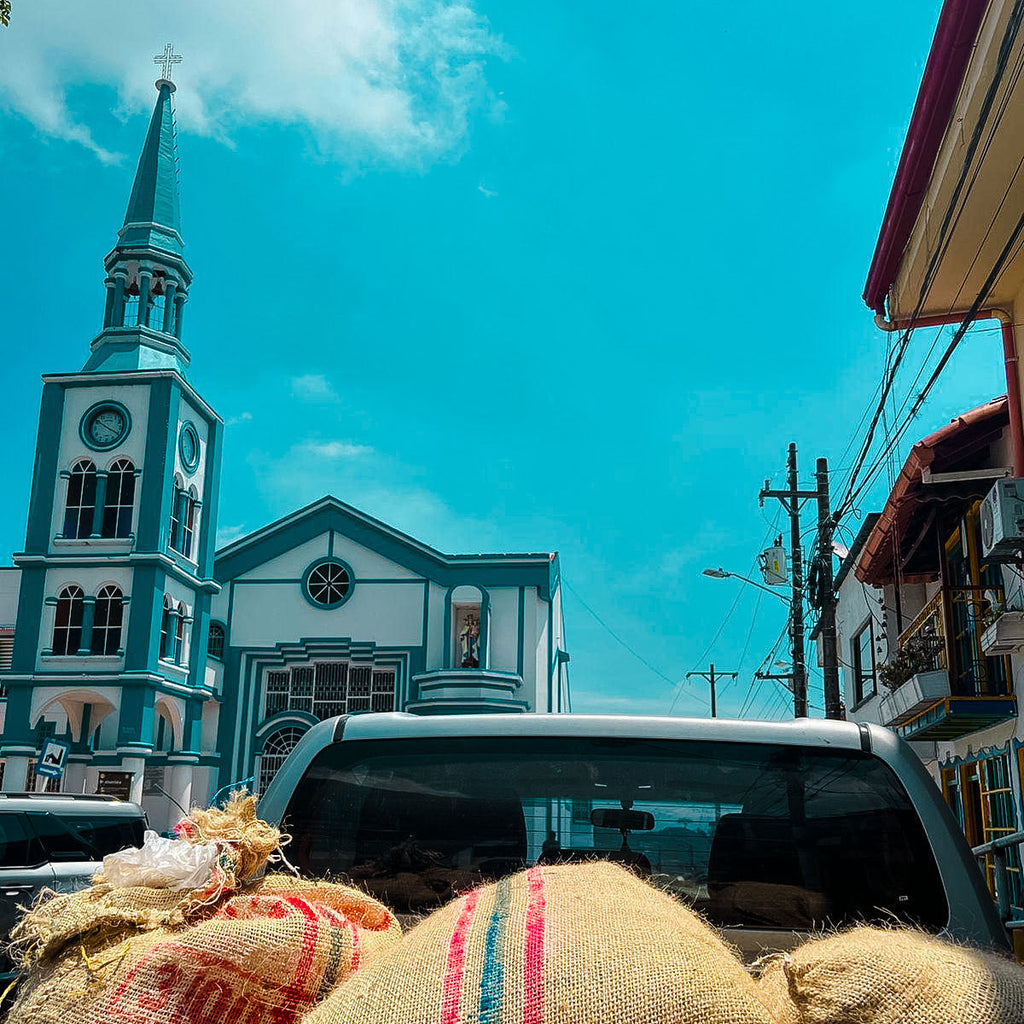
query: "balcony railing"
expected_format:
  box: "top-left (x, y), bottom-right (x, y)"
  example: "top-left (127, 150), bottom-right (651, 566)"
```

top-left (896, 586), bottom-right (1009, 697)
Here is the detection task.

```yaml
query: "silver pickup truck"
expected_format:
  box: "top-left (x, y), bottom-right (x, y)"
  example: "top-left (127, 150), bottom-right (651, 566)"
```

top-left (258, 713), bottom-right (1008, 957)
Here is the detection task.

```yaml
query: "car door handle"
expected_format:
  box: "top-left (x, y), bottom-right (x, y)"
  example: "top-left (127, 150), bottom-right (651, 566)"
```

top-left (1, 885), bottom-right (35, 897)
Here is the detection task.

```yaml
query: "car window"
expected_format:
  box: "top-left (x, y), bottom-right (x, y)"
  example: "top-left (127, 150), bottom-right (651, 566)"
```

top-left (60, 814), bottom-right (145, 858)
top-left (0, 813), bottom-right (45, 869)
top-left (283, 735), bottom-right (949, 932)
top-left (26, 811), bottom-right (143, 862)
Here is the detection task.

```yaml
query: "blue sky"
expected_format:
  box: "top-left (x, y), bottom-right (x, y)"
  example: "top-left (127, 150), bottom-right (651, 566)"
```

top-left (0, 1), bottom-right (1010, 718)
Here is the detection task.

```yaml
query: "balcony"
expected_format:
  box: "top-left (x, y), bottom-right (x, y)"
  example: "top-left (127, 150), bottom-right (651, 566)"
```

top-left (406, 669), bottom-right (528, 714)
top-left (880, 587), bottom-right (1016, 741)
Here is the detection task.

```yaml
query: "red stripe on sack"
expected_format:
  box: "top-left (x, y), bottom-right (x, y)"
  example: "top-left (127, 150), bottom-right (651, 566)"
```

top-left (441, 889), bottom-right (482, 1024)
top-left (286, 896), bottom-right (322, 993)
top-left (347, 917), bottom-right (361, 973)
top-left (522, 867), bottom-right (546, 1024)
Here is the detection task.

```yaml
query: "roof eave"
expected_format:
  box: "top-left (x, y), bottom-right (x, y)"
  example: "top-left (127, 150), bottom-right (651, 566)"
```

top-left (863, 0), bottom-right (989, 315)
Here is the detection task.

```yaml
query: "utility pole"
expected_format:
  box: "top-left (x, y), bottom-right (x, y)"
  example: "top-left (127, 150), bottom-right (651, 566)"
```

top-left (760, 443), bottom-right (817, 718)
top-left (815, 457), bottom-right (842, 719)
top-left (686, 662), bottom-right (737, 718)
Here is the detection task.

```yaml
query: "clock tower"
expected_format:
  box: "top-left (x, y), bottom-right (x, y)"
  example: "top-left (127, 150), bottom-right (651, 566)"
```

top-left (1, 60), bottom-right (224, 819)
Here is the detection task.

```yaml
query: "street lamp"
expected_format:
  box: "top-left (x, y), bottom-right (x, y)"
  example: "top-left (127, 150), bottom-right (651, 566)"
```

top-left (701, 567), bottom-right (791, 605)
top-left (702, 566), bottom-right (805, 718)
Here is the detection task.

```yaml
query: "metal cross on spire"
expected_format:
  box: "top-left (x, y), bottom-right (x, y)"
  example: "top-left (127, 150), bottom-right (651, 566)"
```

top-left (154, 43), bottom-right (182, 82)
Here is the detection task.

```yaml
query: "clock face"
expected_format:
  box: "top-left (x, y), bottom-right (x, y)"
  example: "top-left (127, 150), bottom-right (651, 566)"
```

top-left (82, 405), bottom-right (129, 449)
top-left (179, 423), bottom-right (200, 469)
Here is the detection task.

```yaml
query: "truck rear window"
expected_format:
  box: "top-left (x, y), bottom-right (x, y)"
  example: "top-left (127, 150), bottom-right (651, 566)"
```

top-left (282, 735), bottom-right (948, 932)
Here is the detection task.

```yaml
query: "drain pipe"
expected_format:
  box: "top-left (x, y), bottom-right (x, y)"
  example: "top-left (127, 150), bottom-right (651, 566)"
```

top-left (873, 308), bottom-right (1024, 477)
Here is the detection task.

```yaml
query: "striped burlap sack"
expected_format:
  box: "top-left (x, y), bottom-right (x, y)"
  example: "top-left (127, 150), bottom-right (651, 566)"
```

top-left (302, 860), bottom-right (777, 1024)
top-left (7, 874), bottom-right (401, 1024)
top-left (756, 925), bottom-right (1024, 1024)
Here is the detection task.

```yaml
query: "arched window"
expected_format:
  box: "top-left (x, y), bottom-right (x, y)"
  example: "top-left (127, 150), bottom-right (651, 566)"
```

top-left (258, 728), bottom-right (306, 795)
top-left (149, 293), bottom-right (166, 331)
top-left (123, 287), bottom-right (140, 327)
top-left (207, 621), bottom-right (225, 660)
top-left (90, 585), bottom-right (123, 655)
top-left (63, 460), bottom-right (97, 539)
top-left (174, 602), bottom-right (187, 663)
top-left (52, 586), bottom-right (84, 656)
top-left (169, 482), bottom-right (197, 558)
top-left (159, 600), bottom-right (173, 661)
top-left (102, 459), bottom-right (135, 538)
top-left (168, 477), bottom-right (183, 551)
top-left (181, 488), bottom-right (197, 558)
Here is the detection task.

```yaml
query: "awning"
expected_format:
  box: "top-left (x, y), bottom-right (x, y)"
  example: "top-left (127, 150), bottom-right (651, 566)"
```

top-left (854, 396), bottom-right (1009, 586)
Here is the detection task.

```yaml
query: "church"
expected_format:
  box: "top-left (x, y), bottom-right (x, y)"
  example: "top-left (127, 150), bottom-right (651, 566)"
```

top-left (0, 71), bottom-right (570, 830)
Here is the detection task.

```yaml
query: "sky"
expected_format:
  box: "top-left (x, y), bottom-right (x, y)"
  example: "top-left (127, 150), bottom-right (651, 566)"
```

top-left (0, 1), bottom-right (1011, 719)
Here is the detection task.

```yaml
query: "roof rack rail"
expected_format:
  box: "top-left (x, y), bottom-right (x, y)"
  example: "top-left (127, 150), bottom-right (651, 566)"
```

top-left (0, 793), bottom-right (120, 802)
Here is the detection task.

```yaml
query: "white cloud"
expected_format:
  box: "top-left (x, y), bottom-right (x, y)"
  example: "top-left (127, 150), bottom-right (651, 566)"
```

top-left (290, 374), bottom-right (338, 401)
top-left (0, 0), bottom-right (507, 164)
top-left (246, 440), bottom-right (502, 552)
top-left (216, 523), bottom-right (250, 547)
top-left (225, 411), bottom-right (253, 426)
top-left (300, 440), bottom-right (375, 459)
top-left (477, 183), bottom-right (498, 198)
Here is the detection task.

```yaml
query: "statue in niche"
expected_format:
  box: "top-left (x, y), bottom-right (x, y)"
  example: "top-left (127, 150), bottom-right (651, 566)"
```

top-left (458, 611), bottom-right (480, 668)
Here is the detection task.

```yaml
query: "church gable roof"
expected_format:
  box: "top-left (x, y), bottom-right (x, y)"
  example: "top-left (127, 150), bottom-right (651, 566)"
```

top-left (214, 496), bottom-right (559, 598)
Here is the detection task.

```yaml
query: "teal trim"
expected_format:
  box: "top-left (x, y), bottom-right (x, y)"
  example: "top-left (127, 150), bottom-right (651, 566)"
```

top-left (79, 400), bottom-right (132, 452)
top-left (215, 497), bottom-right (555, 597)
top-left (117, 688), bottom-right (155, 746)
top-left (517, 586), bottom-right (525, 678)
top-left (178, 420), bottom-right (200, 472)
top-left (197, 413), bottom-right (223, 579)
top-left (24, 382), bottom-right (66, 553)
top-left (11, 569), bottom-right (45, 673)
top-left (328, 530), bottom-right (335, 557)
top-left (119, 83), bottom-right (185, 259)
top-left (136, 377), bottom-right (174, 551)
top-left (228, 577), bottom-right (423, 586)
top-left (254, 712), bottom-right (318, 748)
top-left (124, 566), bottom-right (163, 671)
top-left (78, 597), bottom-right (97, 655)
top-left (300, 556), bottom-right (355, 610)
top-left (422, 579), bottom-right (430, 650)
top-left (547, 598), bottom-right (555, 713)
top-left (89, 471), bottom-right (109, 537)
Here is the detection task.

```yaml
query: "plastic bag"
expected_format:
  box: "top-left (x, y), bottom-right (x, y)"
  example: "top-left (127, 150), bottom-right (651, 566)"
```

top-left (102, 829), bottom-right (221, 890)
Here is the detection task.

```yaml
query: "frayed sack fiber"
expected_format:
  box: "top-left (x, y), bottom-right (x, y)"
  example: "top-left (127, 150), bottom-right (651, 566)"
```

top-left (8, 875), bottom-right (400, 1024)
top-left (7, 794), bottom-right (402, 1024)
top-left (756, 925), bottom-right (1024, 1024)
top-left (302, 860), bottom-right (777, 1024)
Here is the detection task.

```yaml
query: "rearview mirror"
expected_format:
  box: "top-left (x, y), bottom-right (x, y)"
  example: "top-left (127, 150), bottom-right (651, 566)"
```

top-left (590, 808), bottom-right (655, 832)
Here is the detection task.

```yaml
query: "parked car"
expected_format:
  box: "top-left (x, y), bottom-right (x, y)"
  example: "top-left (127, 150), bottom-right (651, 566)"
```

top-left (0, 793), bottom-right (147, 980)
top-left (258, 712), bottom-right (1008, 957)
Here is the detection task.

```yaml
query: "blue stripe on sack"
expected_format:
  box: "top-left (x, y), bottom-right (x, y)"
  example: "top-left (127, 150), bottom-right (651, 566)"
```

top-left (478, 875), bottom-right (513, 1024)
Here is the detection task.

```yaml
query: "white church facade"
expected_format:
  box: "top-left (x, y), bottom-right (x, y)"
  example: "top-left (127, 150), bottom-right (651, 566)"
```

top-left (0, 74), bottom-right (569, 830)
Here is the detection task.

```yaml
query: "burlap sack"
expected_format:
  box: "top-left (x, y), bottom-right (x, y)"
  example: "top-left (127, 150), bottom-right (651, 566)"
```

top-left (8, 874), bottom-right (401, 1024)
top-left (756, 925), bottom-right (1024, 1024)
top-left (302, 861), bottom-right (776, 1024)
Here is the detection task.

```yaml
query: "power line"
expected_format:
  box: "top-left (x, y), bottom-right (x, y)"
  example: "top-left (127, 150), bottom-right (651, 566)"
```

top-left (561, 576), bottom-right (696, 698)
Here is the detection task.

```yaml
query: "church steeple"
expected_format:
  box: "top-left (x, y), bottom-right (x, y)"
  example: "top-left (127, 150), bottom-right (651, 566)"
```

top-left (85, 46), bottom-right (192, 376)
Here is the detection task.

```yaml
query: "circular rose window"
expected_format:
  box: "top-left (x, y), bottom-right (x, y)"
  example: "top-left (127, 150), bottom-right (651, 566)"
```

top-left (303, 559), bottom-right (353, 608)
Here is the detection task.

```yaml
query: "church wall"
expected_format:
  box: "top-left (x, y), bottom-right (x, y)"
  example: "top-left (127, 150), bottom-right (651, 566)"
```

top-left (487, 588), bottom-right (519, 672)
top-left (520, 588), bottom-right (539, 708)
top-left (48, 382), bottom-right (152, 546)
top-left (426, 581), bottom-right (447, 669)
top-left (535, 591), bottom-right (551, 712)
top-left (227, 578), bottom-right (425, 648)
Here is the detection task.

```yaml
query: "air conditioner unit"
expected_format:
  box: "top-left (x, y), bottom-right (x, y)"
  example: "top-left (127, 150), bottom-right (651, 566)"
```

top-left (980, 478), bottom-right (1024, 561)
